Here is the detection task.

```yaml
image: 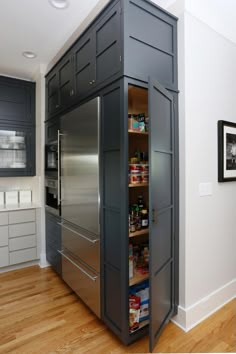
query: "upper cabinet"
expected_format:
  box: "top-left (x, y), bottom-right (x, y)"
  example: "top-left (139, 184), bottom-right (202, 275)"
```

top-left (0, 76), bottom-right (36, 176)
top-left (94, 1), bottom-right (121, 87)
top-left (45, 0), bottom-right (122, 120)
top-left (0, 76), bottom-right (35, 126)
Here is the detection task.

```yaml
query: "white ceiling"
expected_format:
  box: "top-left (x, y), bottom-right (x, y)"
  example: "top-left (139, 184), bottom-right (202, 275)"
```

top-left (0, 0), bottom-right (235, 81)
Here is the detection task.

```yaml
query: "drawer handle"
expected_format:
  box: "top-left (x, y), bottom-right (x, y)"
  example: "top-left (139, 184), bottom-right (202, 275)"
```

top-left (58, 250), bottom-right (98, 281)
top-left (58, 222), bottom-right (99, 244)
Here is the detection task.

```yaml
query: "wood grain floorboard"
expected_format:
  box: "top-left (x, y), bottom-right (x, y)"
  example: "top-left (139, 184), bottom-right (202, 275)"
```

top-left (0, 266), bottom-right (235, 353)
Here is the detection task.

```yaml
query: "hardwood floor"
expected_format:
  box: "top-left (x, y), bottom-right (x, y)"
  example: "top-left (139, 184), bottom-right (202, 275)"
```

top-left (0, 266), bottom-right (235, 353)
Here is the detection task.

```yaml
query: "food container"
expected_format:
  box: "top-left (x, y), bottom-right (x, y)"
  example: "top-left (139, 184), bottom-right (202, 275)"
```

top-left (140, 173), bottom-right (149, 184)
top-left (130, 174), bottom-right (141, 184)
top-left (140, 163), bottom-right (149, 173)
top-left (129, 164), bottom-right (141, 173)
top-left (19, 190), bottom-right (32, 204)
top-left (0, 192), bottom-right (4, 206)
top-left (128, 115), bottom-right (139, 131)
top-left (5, 191), bottom-right (18, 205)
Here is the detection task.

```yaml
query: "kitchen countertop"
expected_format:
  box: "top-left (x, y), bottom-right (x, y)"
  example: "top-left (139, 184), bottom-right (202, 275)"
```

top-left (0, 204), bottom-right (41, 212)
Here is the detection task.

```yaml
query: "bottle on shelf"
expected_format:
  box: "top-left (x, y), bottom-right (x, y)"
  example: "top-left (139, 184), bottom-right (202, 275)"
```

top-left (129, 206), bottom-right (136, 233)
top-left (141, 209), bottom-right (149, 228)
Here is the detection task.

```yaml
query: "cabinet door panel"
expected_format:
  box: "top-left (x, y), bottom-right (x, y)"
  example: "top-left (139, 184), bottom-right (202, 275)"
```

top-left (95, 2), bottom-right (121, 85)
top-left (46, 71), bottom-right (59, 117)
top-left (58, 54), bottom-right (74, 107)
top-left (0, 124), bottom-right (35, 176)
top-left (0, 77), bottom-right (35, 125)
top-left (73, 32), bottom-right (94, 98)
top-left (46, 212), bottom-right (61, 275)
top-left (149, 79), bottom-right (175, 352)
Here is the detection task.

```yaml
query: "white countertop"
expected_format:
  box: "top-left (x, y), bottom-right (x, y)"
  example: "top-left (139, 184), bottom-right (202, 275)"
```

top-left (0, 203), bottom-right (42, 212)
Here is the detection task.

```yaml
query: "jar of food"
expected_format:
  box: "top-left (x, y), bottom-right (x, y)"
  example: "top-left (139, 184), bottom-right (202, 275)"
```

top-left (141, 173), bottom-right (148, 184)
top-left (129, 164), bottom-right (141, 174)
top-left (130, 174), bottom-right (141, 184)
top-left (140, 163), bottom-right (149, 173)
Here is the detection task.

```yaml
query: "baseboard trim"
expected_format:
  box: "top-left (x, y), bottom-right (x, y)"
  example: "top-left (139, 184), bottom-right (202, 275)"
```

top-left (172, 278), bottom-right (236, 331)
top-left (39, 253), bottom-right (50, 268)
top-left (0, 260), bottom-right (39, 273)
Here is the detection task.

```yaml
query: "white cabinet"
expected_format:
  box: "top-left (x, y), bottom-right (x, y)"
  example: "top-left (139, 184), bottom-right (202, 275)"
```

top-left (0, 208), bottom-right (40, 268)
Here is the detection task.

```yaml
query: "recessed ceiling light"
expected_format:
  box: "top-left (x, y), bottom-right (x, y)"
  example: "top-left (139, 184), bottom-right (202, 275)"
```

top-left (49, 0), bottom-right (69, 9)
top-left (22, 51), bottom-right (37, 59)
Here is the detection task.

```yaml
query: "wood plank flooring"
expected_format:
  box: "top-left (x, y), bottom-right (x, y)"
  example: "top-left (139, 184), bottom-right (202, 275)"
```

top-left (0, 266), bottom-right (235, 353)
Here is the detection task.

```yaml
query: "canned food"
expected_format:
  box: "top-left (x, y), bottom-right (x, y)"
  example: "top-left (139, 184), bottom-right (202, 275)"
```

top-left (140, 163), bottom-right (149, 172)
top-left (141, 173), bottom-right (149, 183)
top-left (130, 174), bottom-right (141, 184)
top-left (129, 164), bottom-right (141, 173)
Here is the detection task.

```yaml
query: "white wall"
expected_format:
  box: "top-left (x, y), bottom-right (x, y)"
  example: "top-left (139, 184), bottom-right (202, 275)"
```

top-left (168, 1), bottom-right (236, 330)
top-left (33, 65), bottom-right (47, 267)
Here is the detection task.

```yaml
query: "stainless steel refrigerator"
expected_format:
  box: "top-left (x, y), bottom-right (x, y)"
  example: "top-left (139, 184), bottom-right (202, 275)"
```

top-left (59, 97), bottom-right (100, 318)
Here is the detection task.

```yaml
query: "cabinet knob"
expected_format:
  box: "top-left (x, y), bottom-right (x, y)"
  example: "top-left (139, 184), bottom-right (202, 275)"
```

top-left (70, 89), bottom-right (74, 96)
top-left (92, 80), bottom-right (95, 84)
top-left (56, 104), bottom-right (59, 108)
top-left (89, 81), bottom-right (93, 85)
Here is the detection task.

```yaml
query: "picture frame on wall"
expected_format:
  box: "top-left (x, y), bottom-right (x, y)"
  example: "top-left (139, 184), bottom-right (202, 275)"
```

top-left (218, 120), bottom-right (236, 182)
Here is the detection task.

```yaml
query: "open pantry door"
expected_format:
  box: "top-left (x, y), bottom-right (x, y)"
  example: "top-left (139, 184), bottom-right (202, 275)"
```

top-left (148, 79), bottom-right (175, 352)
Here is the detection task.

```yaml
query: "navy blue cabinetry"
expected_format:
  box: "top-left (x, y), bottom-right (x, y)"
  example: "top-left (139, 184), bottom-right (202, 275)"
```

top-left (46, 211), bottom-right (62, 275)
top-left (0, 76), bottom-right (35, 176)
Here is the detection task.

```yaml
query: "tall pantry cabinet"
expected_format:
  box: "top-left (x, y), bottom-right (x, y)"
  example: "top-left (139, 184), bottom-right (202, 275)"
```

top-left (45, 0), bottom-right (178, 351)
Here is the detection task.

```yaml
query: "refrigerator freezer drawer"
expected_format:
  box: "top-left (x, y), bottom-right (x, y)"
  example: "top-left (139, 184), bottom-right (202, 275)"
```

top-left (60, 250), bottom-right (100, 318)
top-left (61, 222), bottom-right (100, 273)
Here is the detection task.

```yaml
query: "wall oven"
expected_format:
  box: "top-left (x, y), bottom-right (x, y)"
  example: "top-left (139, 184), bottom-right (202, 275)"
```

top-left (45, 177), bottom-right (60, 216)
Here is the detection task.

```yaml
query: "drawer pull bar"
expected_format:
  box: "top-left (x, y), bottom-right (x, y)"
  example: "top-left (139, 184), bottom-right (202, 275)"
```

top-left (58, 222), bottom-right (99, 244)
top-left (58, 250), bottom-right (98, 281)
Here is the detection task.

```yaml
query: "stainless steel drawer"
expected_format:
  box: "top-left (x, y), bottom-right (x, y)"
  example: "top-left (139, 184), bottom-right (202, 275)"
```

top-left (0, 226), bottom-right (8, 247)
top-left (61, 222), bottom-right (100, 272)
top-left (60, 250), bottom-right (100, 318)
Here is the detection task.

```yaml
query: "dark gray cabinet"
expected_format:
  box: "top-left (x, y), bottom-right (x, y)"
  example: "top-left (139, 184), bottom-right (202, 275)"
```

top-left (73, 30), bottom-right (94, 99)
top-left (45, 0), bottom-right (122, 120)
top-left (94, 1), bottom-right (121, 87)
top-left (46, 211), bottom-right (62, 275)
top-left (45, 0), bottom-right (178, 351)
top-left (0, 76), bottom-right (35, 176)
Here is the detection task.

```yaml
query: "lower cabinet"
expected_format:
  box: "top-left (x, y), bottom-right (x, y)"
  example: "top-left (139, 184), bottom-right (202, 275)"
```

top-left (46, 211), bottom-right (61, 275)
top-left (0, 208), bottom-right (40, 268)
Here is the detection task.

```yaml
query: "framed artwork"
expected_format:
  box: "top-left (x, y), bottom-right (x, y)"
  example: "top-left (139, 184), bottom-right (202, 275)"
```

top-left (218, 120), bottom-right (236, 182)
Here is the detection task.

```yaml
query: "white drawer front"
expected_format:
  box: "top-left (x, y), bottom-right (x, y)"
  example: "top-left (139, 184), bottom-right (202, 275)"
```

top-left (9, 209), bottom-right (36, 224)
top-left (0, 213), bottom-right (8, 226)
top-left (9, 248), bottom-right (37, 265)
top-left (0, 247), bottom-right (9, 267)
top-left (9, 235), bottom-right (36, 252)
top-left (9, 222), bottom-right (36, 238)
top-left (0, 226), bottom-right (8, 247)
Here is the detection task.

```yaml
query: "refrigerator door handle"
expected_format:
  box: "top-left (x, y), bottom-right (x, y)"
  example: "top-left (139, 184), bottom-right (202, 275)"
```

top-left (58, 250), bottom-right (98, 281)
top-left (58, 222), bottom-right (99, 244)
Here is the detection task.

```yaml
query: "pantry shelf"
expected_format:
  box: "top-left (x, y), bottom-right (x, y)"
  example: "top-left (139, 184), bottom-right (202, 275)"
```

top-left (129, 183), bottom-right (148, 188)
top-left (130, 319), bottom-right (149, 334)
top-left (129, 273), bottom-right (149, 287)
top-left (129, 228), bottom-right (149, 238)
top-left (128, 130), bottom-right (148, 135)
